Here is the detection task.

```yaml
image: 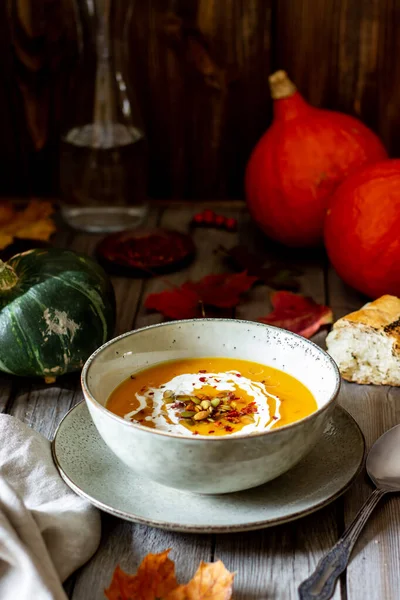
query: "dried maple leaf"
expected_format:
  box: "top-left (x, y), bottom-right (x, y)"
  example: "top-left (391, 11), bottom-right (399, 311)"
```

top-left (104, 549), bottom-right (178, 600)
top-left (259, 291), bottom-right (333, 338)
top-left (0, 200), bottom-right (56, 250)
top-left (165, 560), bottom-right (234, 600)
top-left (220, 244), bottom-right (301, 291)
top-left (145, 271), bottom-right (257, 319)
top-left (145, 286), bottom-right (200, 319)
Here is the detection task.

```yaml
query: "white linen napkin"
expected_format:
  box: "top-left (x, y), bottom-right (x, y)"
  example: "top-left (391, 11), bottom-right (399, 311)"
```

top-left (0, 414), bottom-right (101, 600)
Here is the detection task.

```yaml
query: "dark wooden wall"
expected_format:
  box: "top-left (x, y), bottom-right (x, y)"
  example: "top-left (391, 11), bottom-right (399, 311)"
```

top-left (1, 0), bottom-right (400, 199)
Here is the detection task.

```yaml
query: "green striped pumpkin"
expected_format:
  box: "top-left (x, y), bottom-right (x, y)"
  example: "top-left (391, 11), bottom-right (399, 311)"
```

top-left (0, 248), bottom-right (116, 380)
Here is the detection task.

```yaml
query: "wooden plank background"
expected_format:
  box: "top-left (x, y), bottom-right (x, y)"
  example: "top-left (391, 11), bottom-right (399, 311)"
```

top-left (1, 0), bottom-right (399, 200)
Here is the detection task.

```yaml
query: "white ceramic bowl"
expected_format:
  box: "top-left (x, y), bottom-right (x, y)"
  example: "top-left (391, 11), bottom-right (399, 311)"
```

top-left (81, 319), bottom-right (340, 494)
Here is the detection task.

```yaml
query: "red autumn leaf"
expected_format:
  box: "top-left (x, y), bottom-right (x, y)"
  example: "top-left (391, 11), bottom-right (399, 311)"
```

top-left (259, 291), bottom-right (333, 338)
top-left (145, 286), bottom-right (200, 319)
top-left (144, 271), bottom-right (257, 319)
top-left (186, 271), bottom-right (257, 308)
top-left (104, 549), bottom-right (178, 600)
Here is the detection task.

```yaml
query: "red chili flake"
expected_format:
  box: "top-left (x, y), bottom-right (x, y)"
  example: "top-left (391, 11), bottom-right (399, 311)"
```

top-left (193, 431), bottom-right (199, 435)
top-left (225, 425), bottom-right (234, 432)
top-left (226, 417), bottom-right (240, 424)
top-left (148, 391), bottom-right (154, 396)
top-left (226, 410), bottom-right (240, 418)
top-left (236, 373), bottom-right (242, 377)
top-left (209, 430), bottom-right (215, 433)
top-left (241, 403), bottom-right (258, 415)
top-left (130, 375), bottom-right (136, 379)
top-left (214, 379), bottom-right (220, 383)
top-left (199, 377), bottom-right (207, 383)
top-left (272, 416), bottom-right (279, 420)
top-left (199, 369), bottom-right (207, 373)
top-left (140, 386), bottom-right (147, 392)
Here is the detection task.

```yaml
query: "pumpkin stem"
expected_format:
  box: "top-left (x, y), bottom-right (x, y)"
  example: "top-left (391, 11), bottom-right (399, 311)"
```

top-left (0, 260), bottom-right (18, 292)
top-left (269, 70), bottom-right (297, 99)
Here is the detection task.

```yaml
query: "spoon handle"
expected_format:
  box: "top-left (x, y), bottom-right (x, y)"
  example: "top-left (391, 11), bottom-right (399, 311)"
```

top-left (298, 488), bottom-right (386, 600)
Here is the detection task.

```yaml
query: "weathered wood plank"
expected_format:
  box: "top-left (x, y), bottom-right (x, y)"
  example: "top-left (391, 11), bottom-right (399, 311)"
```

top-left (72, 518), bottom-right (213, 599)
top-left (327, 267), bottom-right (400, 600)
top-left (214, 217), bottom-right (341, 599)
top-left (214, 505), bottom-right (342, 600)
top-left (6, 375), bottom-right (82, 440)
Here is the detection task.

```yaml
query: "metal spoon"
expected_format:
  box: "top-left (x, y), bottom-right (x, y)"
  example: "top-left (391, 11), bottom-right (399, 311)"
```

top-left (298, 423), bottom-right (400, 600)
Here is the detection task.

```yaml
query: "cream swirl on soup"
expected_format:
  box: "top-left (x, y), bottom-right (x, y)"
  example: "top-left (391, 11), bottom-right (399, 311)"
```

top-left (123, 370), bottom-right (281, 436)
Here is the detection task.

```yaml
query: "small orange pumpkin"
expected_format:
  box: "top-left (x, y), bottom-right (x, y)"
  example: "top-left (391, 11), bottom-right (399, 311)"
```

top-left (245, 71), bottom-right (388, 247)
top-left (324, 159), bottom-right (400, 299)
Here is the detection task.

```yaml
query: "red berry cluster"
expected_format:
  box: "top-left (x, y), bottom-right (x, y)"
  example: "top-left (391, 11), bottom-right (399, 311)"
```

top-left (192, 209), bottom-right (237, 232)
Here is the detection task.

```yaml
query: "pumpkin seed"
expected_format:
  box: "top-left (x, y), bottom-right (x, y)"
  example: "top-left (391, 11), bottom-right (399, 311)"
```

top-left (200, 399), bottom-right (211, 409)
top-left (211, 398), bottom-right (220, 408)
top-left (221, 405), bottom-right (230, 411)
top-left (163, 391), bottom-right (175, 403)
top-left (193, 410), bottom-right (209, 421)
top-left (177, 395), bottom-right (192, 403)
top-left (208, 406), bottom-right (213, 414)
top-left (207, 418), bottom-right (215, 422)
top-left (181, 411), bottom-right (196, 417)
top-left (195, 406), bottom-right (202, 412)
top-left (191, 396), bottom-right (201, 405)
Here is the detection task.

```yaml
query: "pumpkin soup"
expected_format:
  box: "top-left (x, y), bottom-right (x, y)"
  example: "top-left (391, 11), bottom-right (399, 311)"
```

top-left (106, 357), bottom-right (317, 437)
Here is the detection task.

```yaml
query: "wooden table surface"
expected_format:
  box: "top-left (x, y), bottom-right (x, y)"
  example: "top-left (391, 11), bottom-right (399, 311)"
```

top-left (1, 201), bottom-right (399, 600)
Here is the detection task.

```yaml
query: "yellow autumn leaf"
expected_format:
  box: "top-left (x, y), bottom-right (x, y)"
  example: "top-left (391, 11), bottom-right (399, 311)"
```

top-left (0, 200), bottom-right (56, 250)
top-left (165, 560), bottom-right (234, 600)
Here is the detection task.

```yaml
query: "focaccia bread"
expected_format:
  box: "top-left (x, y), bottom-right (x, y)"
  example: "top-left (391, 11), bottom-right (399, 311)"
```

top-left (326, 295), bottom-right (400, 385)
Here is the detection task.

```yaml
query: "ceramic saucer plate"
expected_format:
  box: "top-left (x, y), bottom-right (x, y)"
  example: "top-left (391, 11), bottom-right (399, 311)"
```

top-left (52, 402), bottom-right (365, 534)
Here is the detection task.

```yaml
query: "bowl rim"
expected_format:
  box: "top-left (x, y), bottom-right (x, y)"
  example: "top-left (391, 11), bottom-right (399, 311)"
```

top-left (81, 318), bottom-right (341, 441)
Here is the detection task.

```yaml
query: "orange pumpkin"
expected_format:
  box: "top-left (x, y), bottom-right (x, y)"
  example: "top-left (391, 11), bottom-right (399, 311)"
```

top-left (245, 71), bottom-right (388, 247)
top-left (324, 160), bottom-right (400, 298)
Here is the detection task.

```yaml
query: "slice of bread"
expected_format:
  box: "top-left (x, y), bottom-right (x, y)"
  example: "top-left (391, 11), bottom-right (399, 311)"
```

top-left (326, 295), bottom-right (400, 385)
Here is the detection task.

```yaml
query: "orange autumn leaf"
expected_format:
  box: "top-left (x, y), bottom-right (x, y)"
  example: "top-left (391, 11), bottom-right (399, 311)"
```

top-left (105, 552), bottom-right (234, 600)
top-left (165, 561), bottom-right (234, 600)
top-left (104, 549), bottom-right (178, 600)
top-left (0, 200), bottom-right (56, 250)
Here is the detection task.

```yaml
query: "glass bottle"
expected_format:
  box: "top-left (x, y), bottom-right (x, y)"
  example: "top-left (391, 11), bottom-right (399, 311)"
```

top-left (59, 0), bottom-right (148, 232)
